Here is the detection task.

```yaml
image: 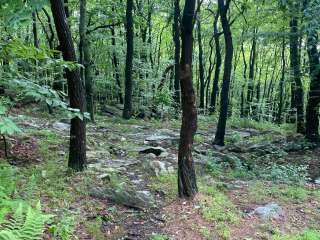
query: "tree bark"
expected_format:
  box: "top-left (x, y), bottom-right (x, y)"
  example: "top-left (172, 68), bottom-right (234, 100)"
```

top-left (123, 0), bottom-right (134, 119)
top-left (50, 0), bottom-right (87, 171)
top-left (213, 0), bottom-right (233, 146)
top-left (178, 0), bottom-right (198, 198)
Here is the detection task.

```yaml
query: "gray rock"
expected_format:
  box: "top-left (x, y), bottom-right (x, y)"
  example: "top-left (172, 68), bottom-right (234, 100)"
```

top-left (145, 160), bottom-right (175, 176)
top-left (138, 146), bottom-right (167, 156)
top-left (52, 121), bottom-right (70, 131)
top-left (252, 203), bottom-right (284, 219)
top-left (90, 187), bottom-right (156, 209)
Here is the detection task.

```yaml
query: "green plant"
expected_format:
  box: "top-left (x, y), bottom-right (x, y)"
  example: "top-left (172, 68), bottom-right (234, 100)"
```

top-left (150, 233), bottom-right (169, 240)
top-left (0, 202), bottom-right (50, 240)
top-left (273, 229), bottom-right (320, 240)
top-left (150, 174), bottom-right (177, 201)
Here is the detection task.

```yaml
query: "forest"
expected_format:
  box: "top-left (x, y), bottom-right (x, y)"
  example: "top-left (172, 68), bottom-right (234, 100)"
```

top-left (0, 0), bottom-right (320, 239)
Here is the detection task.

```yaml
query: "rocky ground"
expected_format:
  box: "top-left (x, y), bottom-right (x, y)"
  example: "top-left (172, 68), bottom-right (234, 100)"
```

top-left (2, 108), bottom-right (320, 240)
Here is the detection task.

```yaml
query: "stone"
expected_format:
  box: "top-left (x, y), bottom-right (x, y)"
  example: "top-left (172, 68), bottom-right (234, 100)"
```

top-left (147, 160), bottom-right (175, 176)
top-left (138, 146), bottom-right (167, 156)
top-left (90, 187), bottom-right (156, 209)
top-left (252, 203), bottom-right (284, 219)
top-left (52, 121), bottom-right (70, 131)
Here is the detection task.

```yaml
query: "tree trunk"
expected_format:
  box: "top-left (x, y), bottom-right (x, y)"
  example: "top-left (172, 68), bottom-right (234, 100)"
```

top-left (197, 3), bottom-right (205, 109)
top-left (246, 29), bottom-right (257, 116)
top-left (111, 9), bottom-right (124, 104)
top-left (79, 0), bottom-right (94, 122)
top-left (173, 0), bottom-right (181, 107)
top-left (210, 12), bottom-right (221, 113)
top-left (50, 0), bottom-right (87, 171)
top-left (306, 30), bottom-right (320, 141)
top-left (123, 0), bottom-right (134, 119)
top-left (277, 37), bottom-right (286, 124)
top-left (289, 14), bottom-right (304, 133)
top-left (178, 0), bottom-right (198, 199)
top-left (213, 0), bottom-right (233, 146)
top-left (32, 12), bottom-right (39, 48)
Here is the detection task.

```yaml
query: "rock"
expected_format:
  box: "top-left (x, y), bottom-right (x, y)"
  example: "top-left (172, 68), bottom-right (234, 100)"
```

top-left (252, 203), bottom-right (284, 219)
top-left (222, 180), bottom-right (247, 190)
top-left (90, 187), bottom-right (156, 210)
top-left (146, 160), bottom-right (174, 176)
top-left (146, 153), bottom-right (157, 159)
top-left (138, 146), bottom-right (167, 156)
top-left (52, 121), bottom-right (70, 131)
top-left (97, 173), bottom-right (111, 181)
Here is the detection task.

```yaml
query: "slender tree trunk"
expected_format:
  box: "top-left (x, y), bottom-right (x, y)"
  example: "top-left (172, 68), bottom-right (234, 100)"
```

top-left (173, 0), bottom-right (181, 107)
top-left (289, 14), bottom-right (304, 133)
top-left (210, 12), bottom-right (221, 113)
top-left (240, 42), bottom-right (247, 117)
top-left (50, 0), bottom-right (87, 171)
top-left (214, 0), bottom-right (233, 146)
top-left (178, 0), bottom-right (198, 198)
top-left (306, 30), bottom-right (320, 141)
top-left (111, 25), bottom-right (124, 104)
top-left (197, 3), bottom-right (205, 109)
top-left (79, 0), bottom-right (94, 121)
top-left (123, 0), bottom-right (134, 119)
top-left (277, 37), bottom-right (286, 124)
top-left (32, 12), bottom-right (39, 48)
top-left (246, 29), bottom-right (257, 116)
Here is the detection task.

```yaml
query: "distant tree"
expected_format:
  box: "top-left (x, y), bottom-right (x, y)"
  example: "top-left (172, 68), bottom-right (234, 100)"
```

top-left (123, 0), bottom-right (134, 119)
top-left (213, 0), bottom-right (233, 146)
top-left (178, 0), bottom-right (198, 198)
top-left (50, 0), bottom-right (87, 171)
top-left (173, 0), bottom-right (181, 107)
top-left (306, 21), bottom-right (320, 141)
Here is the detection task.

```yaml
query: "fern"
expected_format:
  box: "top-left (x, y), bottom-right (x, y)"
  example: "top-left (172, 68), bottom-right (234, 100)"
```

top-left (0, 202), bottom-right (50, 240)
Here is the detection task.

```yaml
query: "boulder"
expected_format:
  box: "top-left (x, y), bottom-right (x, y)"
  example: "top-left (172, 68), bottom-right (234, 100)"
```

top-left (90, 187), bottom-right (156, 210)
top-left (144, 160), bottom-right (174, 176)
top-left (252, 203), bottom-right (284, 219)
top-left (52, 121), bottom-right (70, 131)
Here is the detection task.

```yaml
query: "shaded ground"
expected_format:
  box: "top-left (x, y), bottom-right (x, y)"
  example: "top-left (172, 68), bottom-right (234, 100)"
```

top-left (2, 108), bottom-right (320, 240)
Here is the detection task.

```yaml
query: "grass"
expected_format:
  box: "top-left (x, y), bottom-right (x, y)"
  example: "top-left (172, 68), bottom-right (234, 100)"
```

top-left (248, 181), bottom-right (310, 203)
top-left (273, 229), bottom-right (320, 240)
top-left (149, 233), bottom-right (170, 240)
top-left (150, 174), bottom-right (177, 201)
top-left (198, 184), bottom-right (239, 239)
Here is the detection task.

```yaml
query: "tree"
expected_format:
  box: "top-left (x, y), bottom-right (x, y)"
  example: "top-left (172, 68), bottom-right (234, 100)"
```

top-left (178, 0), bottom-right (198, 198)
top-left (123, 0), bottom-right (134, 119)
top-left (50, 0), bottom-right (87, 171)
top-left (173, 0), bottom-right (181, 107)
top-left (79, 0), bottom-right (94, 122)
top-left (306, 25), bottom-right (320, 141)
top-left (210, 11), bottom-right (221, 113)
top-left (197, 0), bottom-right (205, 109)
top-left (289, 2), bottom-right (304, 133)
top-left (213, 0), bottom-right (233, 146)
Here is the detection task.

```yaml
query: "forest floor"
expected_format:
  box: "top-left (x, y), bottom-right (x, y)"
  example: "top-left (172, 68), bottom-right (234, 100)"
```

top-left (1, 105), bottom-right (320, 240)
